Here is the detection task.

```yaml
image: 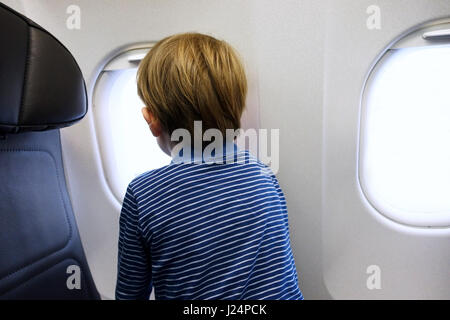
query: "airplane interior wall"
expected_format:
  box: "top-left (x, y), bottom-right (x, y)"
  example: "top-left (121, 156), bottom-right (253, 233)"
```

top-left (2, 0), bottom-right (449, 299)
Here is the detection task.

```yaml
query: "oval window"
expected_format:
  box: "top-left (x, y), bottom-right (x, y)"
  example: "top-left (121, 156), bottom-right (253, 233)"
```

top-left (359, 22), bottom-right (450, 227)
top-left (93, 46), bottom-right (171, 203)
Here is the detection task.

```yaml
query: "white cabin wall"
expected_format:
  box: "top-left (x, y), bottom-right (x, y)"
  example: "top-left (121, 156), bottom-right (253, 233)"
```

top-left (3, 0), bottom-right (448, 300)
top-left (322, 0), bottom-right (450, 299)
top-left (247, 0), bottom-right (330, 299)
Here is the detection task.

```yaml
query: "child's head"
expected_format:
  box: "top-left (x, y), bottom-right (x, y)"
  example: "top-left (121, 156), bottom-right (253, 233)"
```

top-left (137, 33), bottom-right (247, 153)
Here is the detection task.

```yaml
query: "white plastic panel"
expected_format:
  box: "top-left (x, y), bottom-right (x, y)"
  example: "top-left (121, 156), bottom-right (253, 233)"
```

top-left (322, 1), bottom-right (450, 300)
top-left (360, 45), bottom-right (450, 227)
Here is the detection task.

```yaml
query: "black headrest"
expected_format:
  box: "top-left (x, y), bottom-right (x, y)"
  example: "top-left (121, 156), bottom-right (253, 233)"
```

top-left (0, 3), bottom-right (87, 134)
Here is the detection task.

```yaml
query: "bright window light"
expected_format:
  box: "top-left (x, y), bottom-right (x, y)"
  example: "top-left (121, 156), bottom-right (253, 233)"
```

top-left (95, 68), bottom-right (171, 202)
top-left (360, 45), bottom-right (450, 227)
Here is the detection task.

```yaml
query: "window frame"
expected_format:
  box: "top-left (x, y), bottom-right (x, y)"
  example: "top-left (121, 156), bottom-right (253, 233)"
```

top-left (92, 44), bottom-right (172, 204)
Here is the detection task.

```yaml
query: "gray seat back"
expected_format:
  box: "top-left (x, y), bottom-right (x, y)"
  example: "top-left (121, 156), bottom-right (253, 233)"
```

top-left (0, 2), bottom-right (99, 300)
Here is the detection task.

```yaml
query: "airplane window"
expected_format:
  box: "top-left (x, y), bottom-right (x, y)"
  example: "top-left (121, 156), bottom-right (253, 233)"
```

top-left (93, 48), bottom-right (171, 203)
top-left (360, 42), bottom-right (450, 228)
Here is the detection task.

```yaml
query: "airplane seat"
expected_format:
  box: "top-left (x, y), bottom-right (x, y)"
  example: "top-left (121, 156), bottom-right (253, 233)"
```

top-left (0, 3), bottom-right (99, 299)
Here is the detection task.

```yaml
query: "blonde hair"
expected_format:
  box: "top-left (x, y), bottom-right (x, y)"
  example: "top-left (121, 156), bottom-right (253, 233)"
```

top-left (137, 33), bottom-right (248, 136)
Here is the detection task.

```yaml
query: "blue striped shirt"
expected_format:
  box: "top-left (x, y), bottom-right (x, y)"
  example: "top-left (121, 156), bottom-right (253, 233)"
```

top-left (115, 145), bottom-right (303, 300)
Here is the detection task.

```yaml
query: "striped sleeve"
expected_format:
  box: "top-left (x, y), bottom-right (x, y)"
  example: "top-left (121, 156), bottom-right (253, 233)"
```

top-left (270, 173), bottom-right (302, 293)
top-left (271, 174), bottom-right (288, 212)
top-left (115, 185), bottom-right (152, 300)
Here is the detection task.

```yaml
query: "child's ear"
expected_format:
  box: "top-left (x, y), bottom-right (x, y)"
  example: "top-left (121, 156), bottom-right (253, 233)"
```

top-left (142, 107), bottom-right (163, 137)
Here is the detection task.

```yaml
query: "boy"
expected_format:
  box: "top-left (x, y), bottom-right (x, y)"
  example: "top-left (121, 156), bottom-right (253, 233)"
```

top-left (115, 33), bottom-right (303, 300)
